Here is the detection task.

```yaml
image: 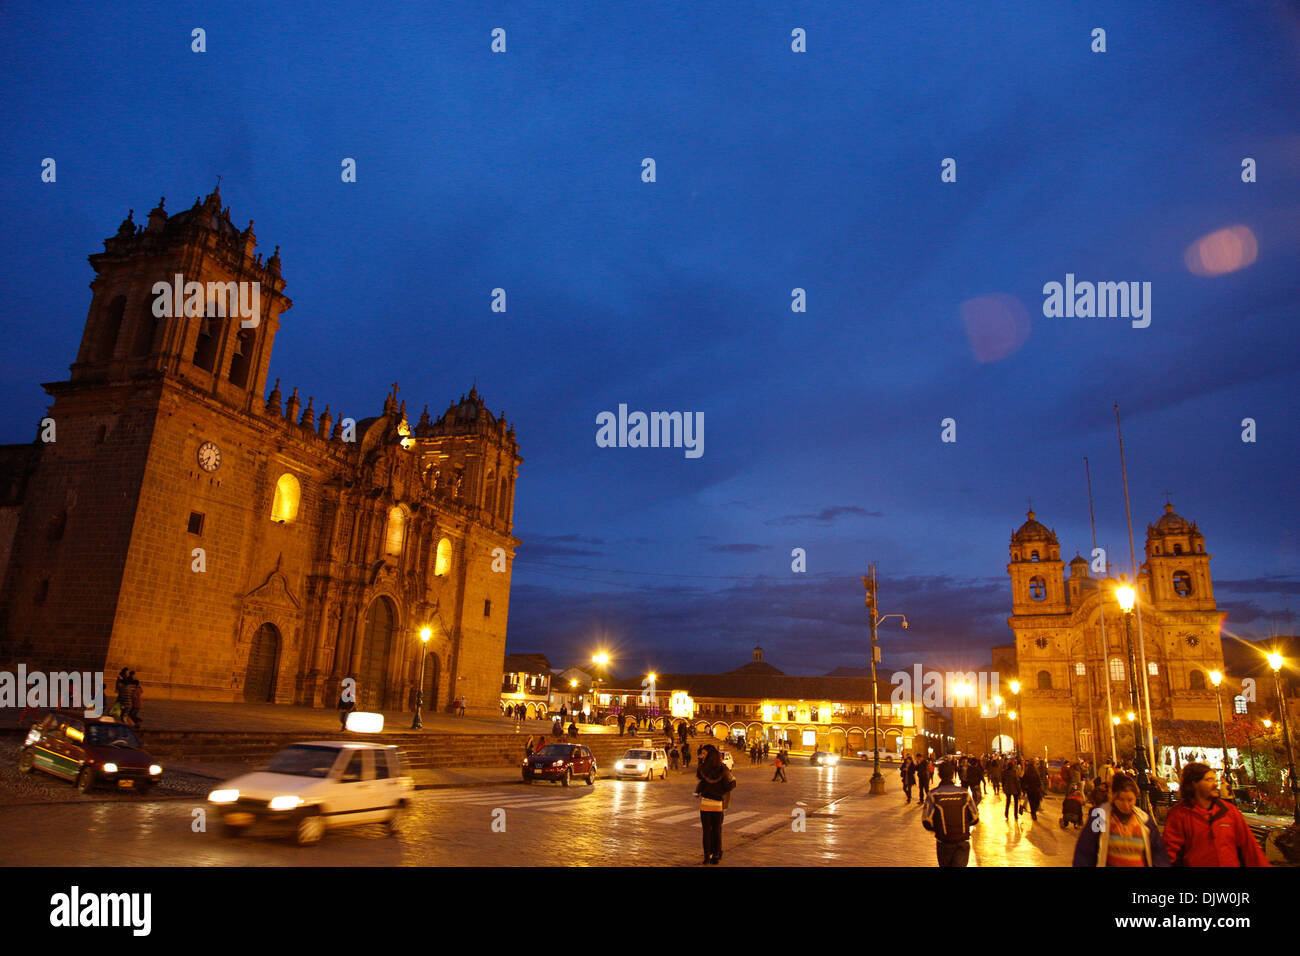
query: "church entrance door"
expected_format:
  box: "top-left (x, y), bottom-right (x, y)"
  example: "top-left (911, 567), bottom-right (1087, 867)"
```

top-left (244, 623), bottom-right (280, 703)
top-left (359, 597), bottom-right (396, 711)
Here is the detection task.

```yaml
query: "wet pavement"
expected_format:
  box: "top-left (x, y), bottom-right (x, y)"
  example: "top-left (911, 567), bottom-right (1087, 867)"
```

top-left (0, 763), bottom-right (1080, 866)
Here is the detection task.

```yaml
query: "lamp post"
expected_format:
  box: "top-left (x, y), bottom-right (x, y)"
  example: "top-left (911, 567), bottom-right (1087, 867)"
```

top-left (1009, 711), bottom-right (1018, 758)
top-left (956, 681), bottom-right (973, 753)
top-left (411, 627), bottom-right (432, 729)
top-left (979, 705), bottom-right (991, 754)
top-left (1267, 653), bottom-right (1299, 826)
top-left (1009, 679), bottom-right (1023, 756)
top-left (862, 565), bottom-right (908, 795)
top-left (1116, 585), bottom-right (1152, 811)
top-left (1209, 670), bottom-right (1232, 797)
top-left (993, 695), bottom-right (1004, 754)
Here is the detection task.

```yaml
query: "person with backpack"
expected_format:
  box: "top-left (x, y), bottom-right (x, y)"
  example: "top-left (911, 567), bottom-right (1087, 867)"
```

top-left (695, 745), bottom-right (737, 864)
top-left (1163, 763), bottom-right (1270, 867)
top-left (922, 762), bottom-right (980, 866)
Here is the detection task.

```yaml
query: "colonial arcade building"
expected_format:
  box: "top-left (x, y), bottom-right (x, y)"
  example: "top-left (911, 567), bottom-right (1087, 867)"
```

top-left (0, 188), bottom-right (521, 716)
top-left (1003, 505), bottom-right (1228, 769)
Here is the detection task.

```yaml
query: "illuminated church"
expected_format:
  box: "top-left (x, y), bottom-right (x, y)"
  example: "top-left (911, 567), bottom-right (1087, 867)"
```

top-left (1004, 504), bottom-right (1228, 765)
top-left (0, 188), bottom-right (520, 715)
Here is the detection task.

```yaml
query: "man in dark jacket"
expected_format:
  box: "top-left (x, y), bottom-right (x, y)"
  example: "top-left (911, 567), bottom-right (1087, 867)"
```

top-left (916, 756), bottom-right (931, 799)
top-left (966, 756), bottom-right (985, 801)
top-left (901, 756), bottom-right (916, 804)
top-left (1022, 759), bottom-right (1044, 821)
top-left (922, 762), bottom-right (980, 866)
top-left (1001, 759), bottom-right (1022, 821)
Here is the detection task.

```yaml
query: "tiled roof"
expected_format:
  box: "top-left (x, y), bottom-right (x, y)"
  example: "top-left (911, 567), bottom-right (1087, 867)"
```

top-left (504, 653), bottom-right (552, 673)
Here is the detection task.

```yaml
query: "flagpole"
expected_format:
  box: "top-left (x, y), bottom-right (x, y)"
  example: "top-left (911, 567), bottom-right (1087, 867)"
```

top-left (1085, 457), bottom-right (1117, 764)
top-left (1115, 404), bottom-right (1157, 762)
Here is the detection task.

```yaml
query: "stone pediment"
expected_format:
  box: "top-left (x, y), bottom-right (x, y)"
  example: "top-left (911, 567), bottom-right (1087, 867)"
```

top-left (242, 568), bottom-right (302, 610)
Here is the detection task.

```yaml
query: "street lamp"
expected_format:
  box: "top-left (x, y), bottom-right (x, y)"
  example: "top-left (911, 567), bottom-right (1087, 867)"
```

top-left (1008, 710), bottom-right (1018, 757)
top-left (956, 681), bottom-right (972, 753)
top-left (993, 695), bottom-right (1004, 754)
top-left (1115, 584), bottom-right (1152, 810)
top-left (411, 626), bottom-right (432, 729)
top-left (862, 565), bottom-right (908, 795)
top-left (979, 704), bottom-right (991, 754)
top-left (1009, 679), bottom-right (1023, 756)
top-left (1209, 670), bottom-right (1233, 797)
top-left (1267, 652), bottom-right (1299, 826)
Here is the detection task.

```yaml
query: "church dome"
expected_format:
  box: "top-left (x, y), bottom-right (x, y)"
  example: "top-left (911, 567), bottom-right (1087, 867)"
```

top-left (1151, 502), bottom-right (1193, 534)
top-left (1012, 510), bottom-right (1057, 545)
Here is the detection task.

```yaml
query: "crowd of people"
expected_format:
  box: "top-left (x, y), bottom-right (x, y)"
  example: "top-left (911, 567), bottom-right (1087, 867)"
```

top-left (911, 751), bottom-right (1272, 869)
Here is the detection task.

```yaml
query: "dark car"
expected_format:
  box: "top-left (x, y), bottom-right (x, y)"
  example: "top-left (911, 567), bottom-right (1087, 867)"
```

top-left (522, 743), bottom-right (597, 786)
top-left (18, 712), bottom-right (162, 794)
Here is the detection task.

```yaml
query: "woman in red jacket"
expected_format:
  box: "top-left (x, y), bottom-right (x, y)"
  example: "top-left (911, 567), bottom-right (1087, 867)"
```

top-left (1163, 763), bottom-right (1269, 867)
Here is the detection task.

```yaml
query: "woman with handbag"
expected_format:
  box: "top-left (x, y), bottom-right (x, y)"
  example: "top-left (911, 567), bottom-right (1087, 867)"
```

top-left (695, 745), bottom-right (737, 865)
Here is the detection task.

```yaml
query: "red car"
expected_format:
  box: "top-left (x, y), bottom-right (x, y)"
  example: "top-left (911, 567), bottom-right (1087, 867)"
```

top-left (18, 712), bottom-right (163, 794)
top-left (522, 743), bottom-right (597, 786)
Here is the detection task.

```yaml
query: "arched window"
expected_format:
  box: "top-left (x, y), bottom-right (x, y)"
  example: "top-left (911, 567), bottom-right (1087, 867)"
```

top-left (1109, 658), bottom-right (1125, 682)
top-left (1030, 551), bottom-right (1040, 562)
top-left (98, 296), bottom-right (126, 363)
top-left (1029, 576), bottom-right (1046, 601)
top-left (228, 329), bottom-right (254, 387)
top-left (130, 306), bottom-right (157, 358)
top-left (1172, 571), bottom-right (1192, 597)
top-left (385, 507), bottom-right (407, 557)
top-left (270, 474), bottom-right (300, 522)
top-left (434, 537), bottom-right (452, 576)
top-left (193, 313), bottom-right (219, 371)
top-left (1173, 543), bottom-right (1183, 555)
top-left (1037, 670), bottom-right (1052, 690)
top-left (497, 478), bottom-right (510, 519)
top-left (1189, 669), bottom-right (1206, 691)
top-left (484, 470), bottom-right (497, 515)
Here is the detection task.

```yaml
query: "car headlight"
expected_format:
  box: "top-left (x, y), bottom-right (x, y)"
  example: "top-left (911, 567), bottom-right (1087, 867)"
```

top-left (102, 762), bottom-right (118, 774)
top-left (550, 760), bottom-right (564, 767)
top-left (24, 729), bottom-right (39, 746)
top-left (615, 761), bottom-right (623, 770)
top-left (269, 796), bottom-right (304, 811)
top-left (636, 764), bottom-right (645, 772)
top-left (149, 764), bottom-right (163, 776)
top-left (209, 789), bottom-right (239, 804)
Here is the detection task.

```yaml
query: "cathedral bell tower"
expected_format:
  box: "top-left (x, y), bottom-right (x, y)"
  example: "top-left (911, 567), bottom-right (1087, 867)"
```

top-left (74, 187), bottom-right (292, 412)
top-left (1144, 502), bottom-right (1215, 610)
top-left (1007, 510), bottom-right (1067, 615)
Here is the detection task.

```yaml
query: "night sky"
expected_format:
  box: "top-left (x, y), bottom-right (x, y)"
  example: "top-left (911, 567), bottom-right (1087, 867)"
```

top-left (2, 3), bottom-right (1297, 679)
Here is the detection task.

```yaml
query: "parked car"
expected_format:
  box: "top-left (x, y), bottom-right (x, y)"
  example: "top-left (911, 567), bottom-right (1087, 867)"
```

top-left (18, 712), bottom-right (163, 794)
top-left (615, 748), bottom-right (668, 780)
top-left (208, 742), bottom-right (413, 845)
top-left (810, 751), bottom-right (840, 767)
top-left (523, 743), bottom-right (598, 786)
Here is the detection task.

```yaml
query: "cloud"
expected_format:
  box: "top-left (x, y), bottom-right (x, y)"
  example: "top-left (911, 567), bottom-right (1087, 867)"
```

top-left (764, 506), bottom-right (884, 527)
top-left (708, 543), bottom-right (768, 554)
top-left (516, 533), bottom-right (608, 560)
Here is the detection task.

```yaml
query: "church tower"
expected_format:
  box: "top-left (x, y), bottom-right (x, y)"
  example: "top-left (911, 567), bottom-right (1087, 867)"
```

top-left (1007, 510), bottom-right (1067, 615)
top-left (1143, 502), bottom-right (1215, 611)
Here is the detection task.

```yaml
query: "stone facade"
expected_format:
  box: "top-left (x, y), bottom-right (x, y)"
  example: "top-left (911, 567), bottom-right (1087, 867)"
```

top-left (0, 188), bottom-right (521, 717)
top-left (1004, 505), bottom-right (1226, 761)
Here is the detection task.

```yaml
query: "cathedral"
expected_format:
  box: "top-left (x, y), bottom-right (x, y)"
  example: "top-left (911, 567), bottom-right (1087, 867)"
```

top-left (1005, 504), bottom-right (1228, 766)
top-left (0, 188), bottom-right (521, 716)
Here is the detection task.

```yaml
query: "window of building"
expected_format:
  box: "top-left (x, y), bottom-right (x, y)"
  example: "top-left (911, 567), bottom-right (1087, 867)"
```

top-left (1029, 576), bottom-right (1046, 601)
top-left (435, 538), bottom-right (452, 577)
top-left (1172, 571), bottom-right (1193, 597)
top-left (187, 511), bottom-right (204, 535)
top-left (1233, 696), bottom-right (1247, 715)
top-left (1173, 543), bottom-right (1183, 555)
top-left (1189, 670), bottom-right (1206, 691)
top-left (1147, 661), bottom-right (1159, 676)
top-left (484, 599), bottom-right (491, 617)
top-left (1075, 661), bottom-right (1086, 676)
top-left (1037, 670), bottom-right (1052, 690)
top-left (385, 506), bottom-right (406, 556)
top-left (809, 705), bottom-right (819, 721)
top-left (228, 329), bottom-right (254, 387)
top-left (1109, 658), bottom-right (1125, 682)
top-left (271, 474), bottom-right (300, 523)
top-left (98, 296), bottom-right (126, 363)
top-left (1030, 551), bottom-right (1040, 562)
top-left (192, 313), bottom-right (219, 371)
top-left (786, 705), bottom-right (796, 722)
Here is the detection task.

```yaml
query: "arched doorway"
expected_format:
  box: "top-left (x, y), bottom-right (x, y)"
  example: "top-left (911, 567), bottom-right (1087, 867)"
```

top-left (421, 651), bottom-right (440, 713)
top-left (243, 623), bottom-right (280, 703)
top-left (359, 596), bottom-right (396, 711)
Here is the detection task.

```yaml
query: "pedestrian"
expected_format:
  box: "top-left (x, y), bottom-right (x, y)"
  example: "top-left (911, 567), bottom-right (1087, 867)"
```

top-left (457, 694), bottom-right (467, 717)
top-left (1001, 759), bottom-right (1022, 821)
top-left (114, 668), bottom-right (133, 723)
top-left (901, 756), bottom-right (916, 804)
top-left (336, 676), bottom-right (355, 731)
top-left (922, 762), bottom-right (980, 867)
top-left (1089, 778), bottom-right (1109, 810)
top-left (966, 755), bottom-right (984, 801)
top-left (1101, 759), bottom-right (1115, 787)
top-left (682, 744), bottom-right (692, 768)
top-left (989, 757), bottom-right (1002, 797)
top-left (669, 746), bottom-right (680, 770)
top-left (567, 721), bottom-right (578, 738)
top-left (695, 745), bottom-right (737, 865)
top-left (1021, 758), bottom-right (1044, 821)
top-left (771, 750), bottom-right (787, 783)
top-left (762, 741), bottom-right (769, 760)
top-left (123, 671), bottom-right (142, 727)
top-left (525, 735), bottom-right (536, 757)
top-left (618, 714), bottom-right (626, 736)
top-left (916, 756), bottom-right (931, 799)
top-left (1072, 773), bottom-right (1169, 867)
top-left (1162, 763), bottom-right (1270, 867)
top-left (552, 718), bottom-right (563, 739)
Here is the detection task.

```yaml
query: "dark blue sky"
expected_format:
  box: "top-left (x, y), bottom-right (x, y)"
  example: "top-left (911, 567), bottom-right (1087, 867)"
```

top-left (2, 2), bottom-right (1298, 678)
